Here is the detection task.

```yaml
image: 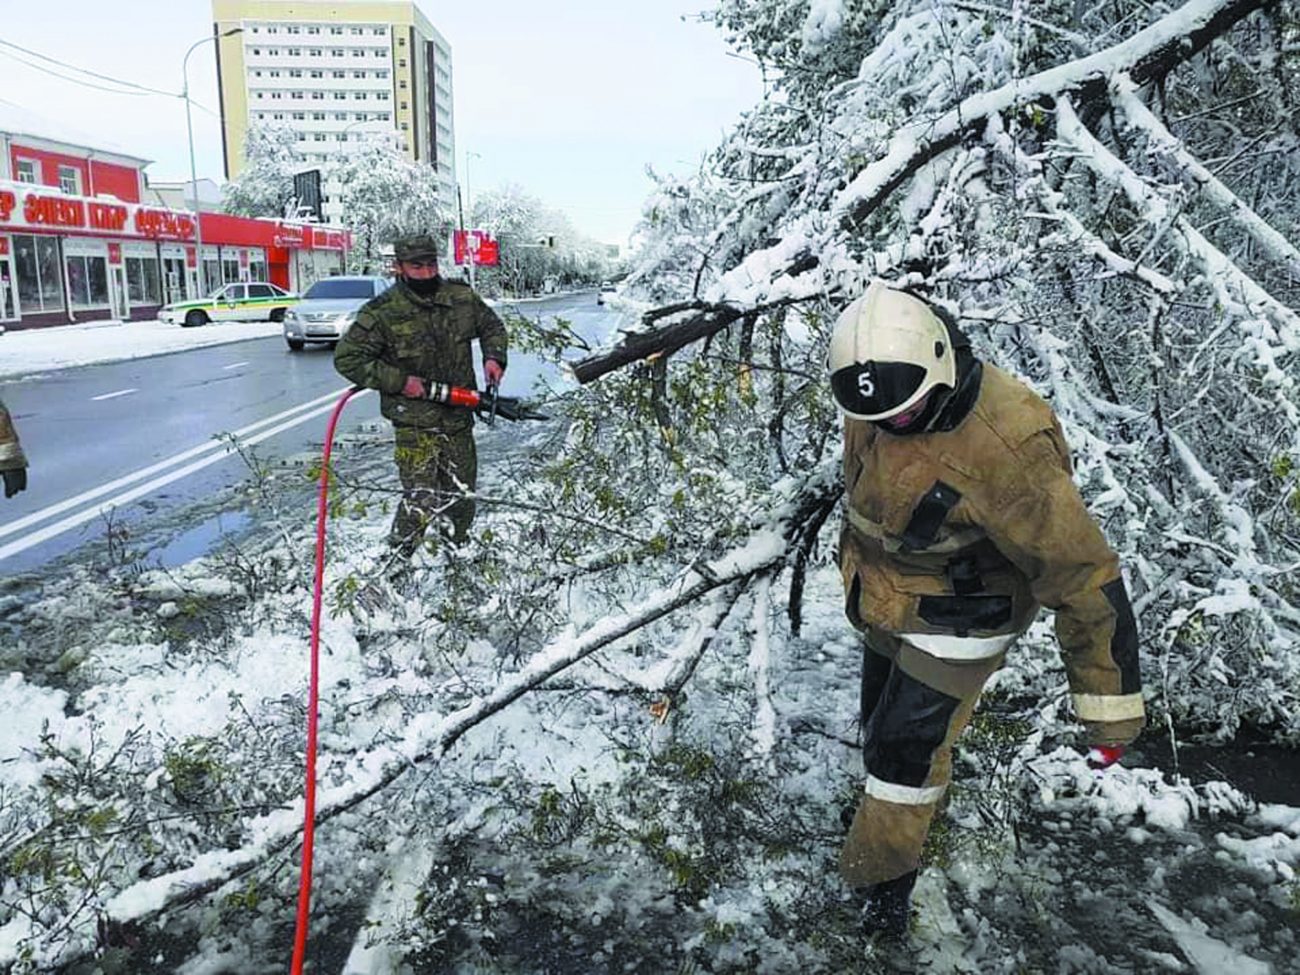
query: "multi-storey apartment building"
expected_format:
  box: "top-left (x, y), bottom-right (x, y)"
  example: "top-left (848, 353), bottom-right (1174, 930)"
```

top-left (212, 0), bottom-right (456, 224)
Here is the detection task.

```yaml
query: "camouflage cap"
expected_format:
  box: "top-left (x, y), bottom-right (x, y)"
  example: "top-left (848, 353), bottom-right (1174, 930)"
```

top-left (393, 235), bottom-right (440, 262)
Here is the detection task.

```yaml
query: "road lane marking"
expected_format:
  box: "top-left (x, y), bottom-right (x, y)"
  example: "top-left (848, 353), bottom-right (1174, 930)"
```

top-left (91, 388), bottom-right (139, 401)
top-left (0, 389), bottom-right (370, 564)
top-left (0, 387), bottom-right (357, 543)
top-left (223, 362), bottom-right (250, 370)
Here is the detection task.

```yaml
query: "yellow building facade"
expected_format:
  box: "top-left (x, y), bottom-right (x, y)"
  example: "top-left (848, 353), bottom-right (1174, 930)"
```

top-left (211, 0), bottom-right (456, 220)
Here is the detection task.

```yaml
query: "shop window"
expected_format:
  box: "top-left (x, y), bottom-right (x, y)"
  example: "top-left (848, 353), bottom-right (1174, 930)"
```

top-left (125, 256), bottom-right (161, 304)
top-left (13, 235), bottom-right (62, 312)
top-left (66, 253), bottom-right (109, 309)
top-left (222, 258), bottom-right (240, 284)
top-left (15, 159), bottom-right (38, 183)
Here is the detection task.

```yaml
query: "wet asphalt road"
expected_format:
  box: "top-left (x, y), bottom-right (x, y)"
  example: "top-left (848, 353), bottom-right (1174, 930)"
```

top-left (0, 290), bottom-right (621, 576)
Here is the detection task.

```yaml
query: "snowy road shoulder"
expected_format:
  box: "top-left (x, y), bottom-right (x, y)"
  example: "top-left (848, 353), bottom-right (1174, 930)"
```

top-left (0, 318), bottom-right (285, 380)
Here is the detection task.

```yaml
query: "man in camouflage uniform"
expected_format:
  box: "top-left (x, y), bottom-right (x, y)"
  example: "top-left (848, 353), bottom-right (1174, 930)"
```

top-left (334, 235), bottom-right (508, 555)
top-left (0, 397), bottom-right (28, 499)
top-left (828, 282), bottom-right (1143, 938)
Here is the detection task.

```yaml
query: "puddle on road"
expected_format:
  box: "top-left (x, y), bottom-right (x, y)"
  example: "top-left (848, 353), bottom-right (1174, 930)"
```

top-left (144, 509), bottom-right (253, 568)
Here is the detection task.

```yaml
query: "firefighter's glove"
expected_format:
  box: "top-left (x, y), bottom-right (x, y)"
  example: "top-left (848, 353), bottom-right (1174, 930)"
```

top-left (484, 358), bottom-right (505, 387)
top-left (401, 375), bottom-right (427, 399)
top-left (1086, 744), bottom-right (1125, 770)
top-left (2, 467), bottom-right (26, 498)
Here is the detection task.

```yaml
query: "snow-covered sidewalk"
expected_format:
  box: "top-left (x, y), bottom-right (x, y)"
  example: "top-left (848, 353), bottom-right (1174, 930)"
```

top-left (0, 318), bottom-right (284, 380)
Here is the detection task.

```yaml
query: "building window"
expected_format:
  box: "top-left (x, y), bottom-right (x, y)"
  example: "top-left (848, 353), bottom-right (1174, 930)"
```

top-left (125, 255), bottom-right (161, 304)
top-left (12, 235), bottom-right (61, 312)
top-left (398, 36), bottom-right (405, 45)
top-left (351, 49), bottom-right (364, 57)
top-left (310, 48), bottom-right (322, 56)
top-left (251, 47), bottom-right (261, 55)
top-left (400, 101), bottom-right (407, 109)
top-left (377, 91), bottom-right (390, 101)
top-left (289, 68), bottom-right (302, 77)
top-left (15, 159), bottom-right (38, 183)
top-left (334, 92), bottom-right (347, 100)
top-left (65, 253), bottom-right (109, 309)
top-left (268, 48), bottom-right (280, 55)
top-left (287, 26), bottom-right (300, 34)
top-left (255, 92), bottom-right (264, 99)
top-left (253, 70), bottom-right (263, 77)
top-left (372, 27), bottom-right (385, 35)
top-left (250, 26), bottom-right (259, 33)
top-left (333, 70), bottom-right (345, 78)
top-left (314, 133), bottom-right (326, 142)
top-left (311, 92), bottom-right (324, 100)
top-left (310, 69), bottom-right (323, 78)
top-left (307, 26), bottom-right (320, 35)
top-left (267, 26), bottom-right (278, 34)
top-left (269, 69), bottom-right (281, 77)
top-left (401, 122), bottom-right (409, 130)
top-left (292, 111), bottom-right (306, 119)
top-left (291, 92), bottom-right (304, 100)
top-left (398, 58), bottom-right (406, 67)
top-left (377, 69), bottom-right (389, 78)
top-left (351, 27), bottom-right (363, 34)
top-left (330, 26), bottom-right (343, 35)
top-left (399, 80), bottom-right (407, 89)
top-left (313, 112), bottom-right (326, 120)
top-left (337, 133), bottom-right (347, 143)
top-left (353, 70), bottom-right (365, 78)
top-left (289, 48), bottom-right (301, 56)
top-left (334, 112), bottom-right (348, 120)
top-left (355, 92), bottom-right (368, 100)
top-left (271, 92), bottom-right (283, 100)
top-left (331, 49), bottom-right (345, 56)
top-left (375, 49), bottom-right (387, 57)
top-left (273, 112), bottom-right (285, 120)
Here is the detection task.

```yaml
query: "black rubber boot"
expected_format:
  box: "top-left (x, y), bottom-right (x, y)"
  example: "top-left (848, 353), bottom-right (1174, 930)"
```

top-left (859, 869), bottom-right (917, 940)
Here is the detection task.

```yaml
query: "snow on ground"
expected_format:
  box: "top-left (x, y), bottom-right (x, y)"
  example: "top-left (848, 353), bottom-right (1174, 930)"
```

top-left (0, 290), bottom-right (590, 380)
top-left (0, 318), bottom-right (284, 379)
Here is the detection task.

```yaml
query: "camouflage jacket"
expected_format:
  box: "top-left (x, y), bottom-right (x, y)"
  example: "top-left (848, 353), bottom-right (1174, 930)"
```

top-left (840, 365), bottom-right (1143, 746)
top-left (0, 397), bottom-right (26, 471)
top-left (334, 279), bottom-right (509, 432)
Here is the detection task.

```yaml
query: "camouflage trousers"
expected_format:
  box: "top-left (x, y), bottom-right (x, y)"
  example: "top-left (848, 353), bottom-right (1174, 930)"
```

top-left (389, 425), bottom-right (478, 555)
top-left (840, 625), bottom-right (1013, 887)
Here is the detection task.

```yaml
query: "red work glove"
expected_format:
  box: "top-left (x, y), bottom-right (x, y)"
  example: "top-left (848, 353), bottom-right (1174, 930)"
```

top-left (401, 375), bottom-right (426, 399)
top-left (484, 358), bottom-right (505, 388)
top-left (1086, 745), bottom-right (1125, 770)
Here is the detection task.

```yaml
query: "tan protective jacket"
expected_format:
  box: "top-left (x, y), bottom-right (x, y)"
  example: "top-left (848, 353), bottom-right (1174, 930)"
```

top-left (840, 365), bottom-right (1144, 745)
top-left (0, 398), bottom-right (26, 472)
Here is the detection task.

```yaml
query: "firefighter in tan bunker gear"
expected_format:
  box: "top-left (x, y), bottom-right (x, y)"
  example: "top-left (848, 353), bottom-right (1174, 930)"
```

top-left (0, 397), bottom-right (28, 499)
top-left (830, 282), bottom-right (1143, 937)
top-left (334, 235), bottom-right (508, 555)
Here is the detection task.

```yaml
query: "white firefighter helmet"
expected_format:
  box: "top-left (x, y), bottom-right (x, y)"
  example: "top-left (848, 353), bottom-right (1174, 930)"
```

top-left (827, 281), bottom-right (957, 421)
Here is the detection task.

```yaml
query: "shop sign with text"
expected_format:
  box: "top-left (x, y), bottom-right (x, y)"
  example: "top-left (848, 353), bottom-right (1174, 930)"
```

top-left (0, 179), bottom-right (196, 242)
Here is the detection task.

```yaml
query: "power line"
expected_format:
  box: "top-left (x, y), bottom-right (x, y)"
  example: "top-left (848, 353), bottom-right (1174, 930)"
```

top-left (0, 48), bottom-right (154, 97)
top-left (0, 45), bottom-right (220, 118)
top-left (0, 37), bottom-right (176, 97)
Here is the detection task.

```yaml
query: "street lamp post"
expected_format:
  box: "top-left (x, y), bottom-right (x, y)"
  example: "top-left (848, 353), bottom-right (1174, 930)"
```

top-left (183, 28), bottom-right (241, 298)
top-left (464, 150), bottom-right (481, 289)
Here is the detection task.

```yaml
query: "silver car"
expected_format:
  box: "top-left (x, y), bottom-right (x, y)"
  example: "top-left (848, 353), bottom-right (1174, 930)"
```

top-left (282, 275), bottom-right (392, 350)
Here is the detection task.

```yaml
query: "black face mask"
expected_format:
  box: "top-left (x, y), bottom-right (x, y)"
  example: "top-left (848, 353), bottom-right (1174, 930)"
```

top-left (403, 275), bottom-right (442, 297)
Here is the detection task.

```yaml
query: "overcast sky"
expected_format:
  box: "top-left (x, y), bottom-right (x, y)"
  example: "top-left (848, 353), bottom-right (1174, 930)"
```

top-left (0, 1), bottom-right (764, 246)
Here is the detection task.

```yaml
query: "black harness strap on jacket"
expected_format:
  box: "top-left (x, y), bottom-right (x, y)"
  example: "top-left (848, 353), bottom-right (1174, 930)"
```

top-left (899, 481), bottom-right (962, 552)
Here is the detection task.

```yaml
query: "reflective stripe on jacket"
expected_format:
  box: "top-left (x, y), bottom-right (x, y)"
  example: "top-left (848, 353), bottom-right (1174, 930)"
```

top-left (840, 364), bottom-right (1143, 744)
top-left (334, 279), bottom-right (509, 432)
